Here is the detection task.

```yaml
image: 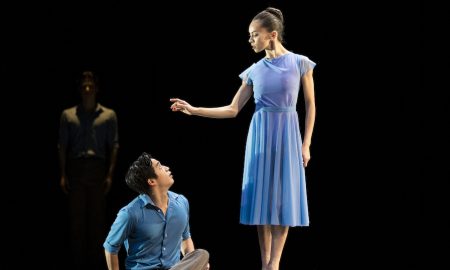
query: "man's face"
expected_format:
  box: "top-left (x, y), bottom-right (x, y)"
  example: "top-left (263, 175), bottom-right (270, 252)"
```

top-left (150, 158), bottom-right (174, 188)
top-left (80, 77), bottom-right (97, 96)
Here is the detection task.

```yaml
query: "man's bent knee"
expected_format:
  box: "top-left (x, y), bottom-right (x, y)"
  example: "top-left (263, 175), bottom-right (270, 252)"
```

top-left (193, 249), bottom-right (209, 262)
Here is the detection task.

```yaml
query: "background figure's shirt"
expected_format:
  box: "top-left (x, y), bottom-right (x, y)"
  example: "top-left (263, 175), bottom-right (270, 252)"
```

top-left (104, 192), bottom-right (191, 270)
top-left (59, 103), bottom-right (119, 159)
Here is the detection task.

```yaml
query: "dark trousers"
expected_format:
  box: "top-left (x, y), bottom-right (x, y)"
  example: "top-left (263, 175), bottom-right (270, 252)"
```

top-left (67, 158), bottom-right (107, 270)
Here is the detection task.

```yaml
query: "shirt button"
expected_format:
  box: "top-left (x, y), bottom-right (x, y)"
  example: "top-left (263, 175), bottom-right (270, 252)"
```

top-left (163, 247), bottom-right (166, 250)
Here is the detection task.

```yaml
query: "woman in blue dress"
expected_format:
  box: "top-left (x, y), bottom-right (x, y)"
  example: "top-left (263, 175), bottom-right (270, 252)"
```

top-left (170, 7), bottom-right (316, 270)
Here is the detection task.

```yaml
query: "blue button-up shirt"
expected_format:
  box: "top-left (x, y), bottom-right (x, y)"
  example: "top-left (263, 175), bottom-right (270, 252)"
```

top-left (104, 192), bottom-right (191, 270)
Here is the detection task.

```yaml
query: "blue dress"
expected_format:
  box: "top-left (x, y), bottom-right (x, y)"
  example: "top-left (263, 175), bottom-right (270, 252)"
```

top-left (239, 52), bottom-right (316, 227)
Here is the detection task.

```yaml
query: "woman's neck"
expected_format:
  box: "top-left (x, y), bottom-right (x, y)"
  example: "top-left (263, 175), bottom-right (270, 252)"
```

top-left (265, 43), bottom-right (289, 59)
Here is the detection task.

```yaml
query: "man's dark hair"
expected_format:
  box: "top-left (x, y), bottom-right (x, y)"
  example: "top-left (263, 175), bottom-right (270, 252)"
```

top-left (125, 152), bottom-right (157, 194)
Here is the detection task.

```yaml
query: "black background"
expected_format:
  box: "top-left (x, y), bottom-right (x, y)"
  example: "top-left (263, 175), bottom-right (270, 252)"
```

top-left (2, 1), bottom-right (427, 269)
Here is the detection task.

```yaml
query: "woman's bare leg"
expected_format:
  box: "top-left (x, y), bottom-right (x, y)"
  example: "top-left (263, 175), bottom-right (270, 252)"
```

top-left (257, 225), bottom-right (272, 270)
top-left (267, 225), bottom-right (289, 270)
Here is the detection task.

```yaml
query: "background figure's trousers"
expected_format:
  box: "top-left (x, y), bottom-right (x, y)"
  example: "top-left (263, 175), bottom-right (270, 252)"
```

top-left (67, 158), bottom-right (107, 270)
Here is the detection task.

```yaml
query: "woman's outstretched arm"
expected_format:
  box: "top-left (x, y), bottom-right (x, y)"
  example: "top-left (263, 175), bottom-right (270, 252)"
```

top-left (170, 81), bottom-right (253, 119)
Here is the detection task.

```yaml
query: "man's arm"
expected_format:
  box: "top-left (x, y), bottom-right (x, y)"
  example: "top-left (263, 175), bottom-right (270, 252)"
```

top-left (108, 145), bottom-right (119, 177)
top-left (105, 250), bottom-right (120, 270)
top-left (58, 111), bottom-right (70, 194)
top-left (104, 144), bottom-right (119, 194)
top-left (181, 237), bottom-right (195, 256)
top-left (105, 110), bottom-right (119, 194)
top-left (58, 144), bottom-right (69, 194)
top-left (181, 238), bottom-right (210, 270)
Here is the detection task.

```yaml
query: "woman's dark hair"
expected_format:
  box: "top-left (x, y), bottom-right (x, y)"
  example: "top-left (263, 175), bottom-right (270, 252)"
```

top-left (125, 152), bottom-right (157, 194)
top-left (253, 7), bottom-right (285, 43)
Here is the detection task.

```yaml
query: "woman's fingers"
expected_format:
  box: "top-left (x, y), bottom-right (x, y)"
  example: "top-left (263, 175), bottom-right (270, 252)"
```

top-left (170, 98), bottom-right (192, 115)
top-left (302, 157), bottom-right (310, 167)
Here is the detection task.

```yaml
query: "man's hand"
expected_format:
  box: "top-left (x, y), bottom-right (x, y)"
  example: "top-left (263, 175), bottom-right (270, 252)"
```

top-left (60, 175), bottom-right (69, 194)
top-left (104, 175), bottom-right (112, 195)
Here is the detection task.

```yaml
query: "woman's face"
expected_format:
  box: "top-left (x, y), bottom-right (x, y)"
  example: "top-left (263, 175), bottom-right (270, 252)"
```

top-left (248, 20), bottom-right (271, 53)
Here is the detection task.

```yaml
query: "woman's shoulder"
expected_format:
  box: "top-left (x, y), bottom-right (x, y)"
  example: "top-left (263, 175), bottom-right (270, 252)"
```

top-left (289, 52), bottom-right (310, 60)
top-left (290, 52), bottom-right (316, 67)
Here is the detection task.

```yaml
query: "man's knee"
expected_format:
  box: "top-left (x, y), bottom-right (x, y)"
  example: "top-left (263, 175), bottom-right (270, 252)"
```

top-left (193, 249), bottom-right (209, 262)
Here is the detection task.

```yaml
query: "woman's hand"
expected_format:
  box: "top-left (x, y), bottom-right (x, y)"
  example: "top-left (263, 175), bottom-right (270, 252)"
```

top-left (170, 98), bottom-right (194, 115)
top-left (302, 144), bottom-right (311, 167)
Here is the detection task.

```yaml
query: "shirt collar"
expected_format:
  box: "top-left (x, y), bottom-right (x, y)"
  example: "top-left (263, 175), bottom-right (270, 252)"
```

top-left (139, 191), bottom-right (179, 208)
top-left (76, 103), bottom-right (103, 114)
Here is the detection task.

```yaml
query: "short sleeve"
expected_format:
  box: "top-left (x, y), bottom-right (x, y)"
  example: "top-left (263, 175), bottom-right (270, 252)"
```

top-left (298, 56), bottom-right (316, 77)
top-left (180, 195), bottom-right (191, 240)
top-left (107, 110), bottom-right (119, 149)
top-left (58, 111), bottom-right (69, 147)
top-left (239, 64), bottom-right (255, 85)
top-left (103, 208), bottom-right (133, 254)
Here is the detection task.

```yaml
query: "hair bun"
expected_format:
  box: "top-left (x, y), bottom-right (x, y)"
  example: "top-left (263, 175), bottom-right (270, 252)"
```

top-left (265, 7), bottom-right (284, 24)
